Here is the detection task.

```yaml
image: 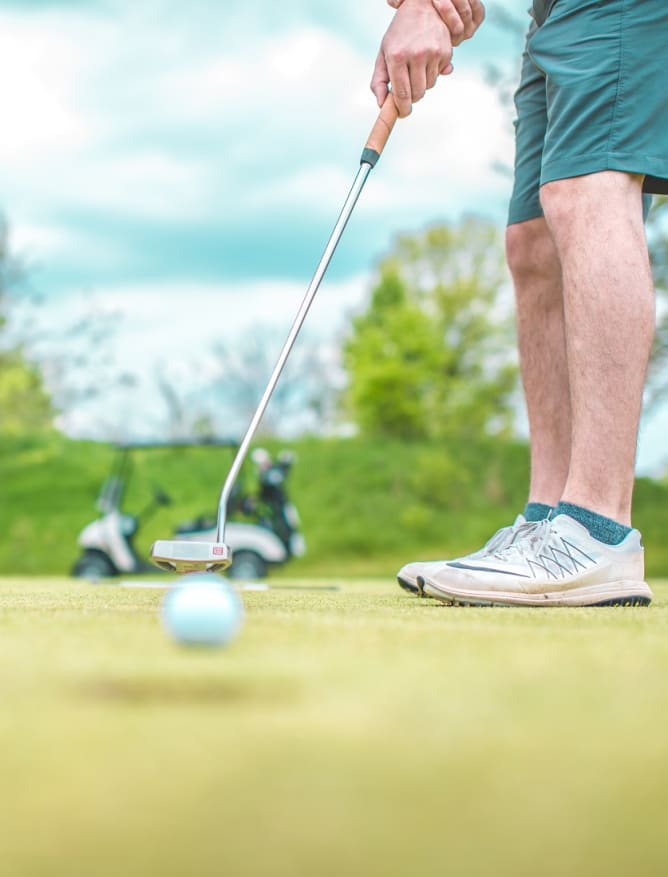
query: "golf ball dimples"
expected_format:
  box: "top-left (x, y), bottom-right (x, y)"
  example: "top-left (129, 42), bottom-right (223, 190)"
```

top-left (161, 573), bottom-right (244, 647)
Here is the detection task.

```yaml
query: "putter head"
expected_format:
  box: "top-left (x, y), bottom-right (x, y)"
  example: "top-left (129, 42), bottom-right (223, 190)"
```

top-left (150, 540), bottom-right (232, 574)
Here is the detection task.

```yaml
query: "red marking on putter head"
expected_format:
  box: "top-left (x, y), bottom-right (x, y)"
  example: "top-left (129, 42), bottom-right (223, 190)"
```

top-left (150, 539), bottom-right (232, 573)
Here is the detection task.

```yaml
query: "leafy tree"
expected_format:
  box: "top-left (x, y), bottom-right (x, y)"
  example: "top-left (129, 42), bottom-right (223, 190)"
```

top-left (1, 218), bottom-right (140, 441)
top-left (0, 349), bottom-right (53, 434)
top-left (343, 218), bottom-right (518, 440)
top-left (0, 219), bottom-right (54, 435)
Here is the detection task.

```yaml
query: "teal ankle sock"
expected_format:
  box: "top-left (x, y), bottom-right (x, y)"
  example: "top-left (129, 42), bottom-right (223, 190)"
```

top-left (523, 502), bottom-right (553, 523)
top-left (554, 501), bottom-right (631, 546)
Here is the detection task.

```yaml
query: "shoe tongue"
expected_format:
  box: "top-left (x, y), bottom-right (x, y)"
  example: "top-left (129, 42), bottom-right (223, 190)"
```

top-left (550, 513), bottom-right (587, 534)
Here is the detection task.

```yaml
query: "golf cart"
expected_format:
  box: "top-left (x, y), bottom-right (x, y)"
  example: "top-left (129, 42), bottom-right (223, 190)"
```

top-left (72, 440), bottom-right (306, 580)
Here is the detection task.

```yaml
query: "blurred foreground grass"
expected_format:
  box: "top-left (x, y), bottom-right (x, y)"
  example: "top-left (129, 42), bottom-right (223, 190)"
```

top-left (1, 576), bottom-right (668, 876)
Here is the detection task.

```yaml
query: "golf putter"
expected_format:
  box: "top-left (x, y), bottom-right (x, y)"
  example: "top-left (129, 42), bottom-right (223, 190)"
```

top-left (151, 95), bottom-right (399, 573)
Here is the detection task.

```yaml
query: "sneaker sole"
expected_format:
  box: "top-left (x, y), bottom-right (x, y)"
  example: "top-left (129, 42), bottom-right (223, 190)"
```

top-left (419, 578), bottom-right (653, 608)
top-left (397, 575), bottom-right (418, 595)
top-left (397, 575), bottom-right (434, 598)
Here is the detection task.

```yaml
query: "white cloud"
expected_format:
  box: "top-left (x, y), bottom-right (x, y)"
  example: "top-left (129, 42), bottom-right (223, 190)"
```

top-left (0, 4), bottom-right (513, 236)
top-left (17, 274), bottom-right (370, 366)
top-left (0, 15), bottom-right (95, 163)
top-left (11, 218), bottom-right (126, 271)
top-left (11, 221), bottom-right (78, 262)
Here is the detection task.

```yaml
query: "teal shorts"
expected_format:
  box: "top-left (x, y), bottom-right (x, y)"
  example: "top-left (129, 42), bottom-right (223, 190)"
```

top-left (509, 0), bottom-right (668, 226)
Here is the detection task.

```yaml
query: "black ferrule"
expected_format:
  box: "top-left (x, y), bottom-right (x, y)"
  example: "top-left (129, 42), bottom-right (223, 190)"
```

top-left (360, 148), bottom-right (380, 168)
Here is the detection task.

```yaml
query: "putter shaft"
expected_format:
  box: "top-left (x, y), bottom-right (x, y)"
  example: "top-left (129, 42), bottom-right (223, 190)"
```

top-left (215, 161), bottom-right (372, 541)
top-left (150, 95), bottom-right (398, 573)
top-left (216, 95), bottom-right (400, 541)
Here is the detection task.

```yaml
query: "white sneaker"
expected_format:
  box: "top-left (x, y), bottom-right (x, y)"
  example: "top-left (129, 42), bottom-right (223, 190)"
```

top-left (420, 514), bottom-right (653, 607)
top-left (397, 514), bottom-right (529, 596)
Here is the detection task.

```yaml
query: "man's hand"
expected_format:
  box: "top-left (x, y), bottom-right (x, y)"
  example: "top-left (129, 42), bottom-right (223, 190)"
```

top-left (388, 0), bottom-right (485, 47)
top-left (371, 0), bottom-right (454, 117)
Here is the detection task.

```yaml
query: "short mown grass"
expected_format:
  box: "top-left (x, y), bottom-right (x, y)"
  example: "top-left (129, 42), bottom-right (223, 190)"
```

top-left (1, 575), bottom-right (668, 877)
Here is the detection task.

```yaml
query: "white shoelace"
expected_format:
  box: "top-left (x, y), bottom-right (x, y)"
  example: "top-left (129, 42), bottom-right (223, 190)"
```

top-left (492, 519), bottom-right (552, 562)
top-left (481, 521), bottom-right (538, 556)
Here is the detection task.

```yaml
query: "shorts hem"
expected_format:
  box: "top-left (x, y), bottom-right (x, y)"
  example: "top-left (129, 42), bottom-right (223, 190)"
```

top-left (507, 203), bottom-right (544, 226)
top-left (541, 153), bottom-right (668, 193)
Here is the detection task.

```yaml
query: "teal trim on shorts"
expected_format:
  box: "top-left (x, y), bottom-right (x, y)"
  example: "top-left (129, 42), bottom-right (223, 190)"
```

top-left (508, 0), bottom-right (668, 227)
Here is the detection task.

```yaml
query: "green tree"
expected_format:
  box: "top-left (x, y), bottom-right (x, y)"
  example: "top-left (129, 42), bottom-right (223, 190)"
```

top-left (0, 349), bottom-right (53, 434)
top-left (343, 217), bottom-right (518, 440)
top-left (0, 219), bottom-right (54, 435)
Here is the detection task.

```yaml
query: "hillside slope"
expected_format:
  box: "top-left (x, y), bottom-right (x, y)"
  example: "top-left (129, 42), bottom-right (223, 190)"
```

top-left (2, 433), bottom-right (668, 576)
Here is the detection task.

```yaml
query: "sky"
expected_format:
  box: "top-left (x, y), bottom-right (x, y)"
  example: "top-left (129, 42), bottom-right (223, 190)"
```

top-left (1, 0), bottom-right (667, 472)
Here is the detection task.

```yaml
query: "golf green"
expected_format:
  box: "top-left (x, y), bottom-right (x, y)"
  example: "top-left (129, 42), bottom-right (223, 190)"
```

top-left (1, 576), bottom-right (667, 876)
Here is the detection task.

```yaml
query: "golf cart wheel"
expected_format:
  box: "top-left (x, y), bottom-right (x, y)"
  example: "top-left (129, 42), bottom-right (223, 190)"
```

top-left (72, 550), bottom-right (117, 580)
top-left (228, 550), bottom-right (267, 581)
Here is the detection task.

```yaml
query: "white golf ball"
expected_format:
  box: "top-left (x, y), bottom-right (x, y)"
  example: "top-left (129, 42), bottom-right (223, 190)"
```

top-left (161, 573), bottom-right (244, 647)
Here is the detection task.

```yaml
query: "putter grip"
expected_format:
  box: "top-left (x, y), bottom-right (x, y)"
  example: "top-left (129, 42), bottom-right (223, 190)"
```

top-left (361, 95), bottom-right (399, 167)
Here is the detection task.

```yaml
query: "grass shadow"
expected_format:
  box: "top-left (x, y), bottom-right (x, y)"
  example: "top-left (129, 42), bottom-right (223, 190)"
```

top-left (76, 675), bottom-right (300, 707)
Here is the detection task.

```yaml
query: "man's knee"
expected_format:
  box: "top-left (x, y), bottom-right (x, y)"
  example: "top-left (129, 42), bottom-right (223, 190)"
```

top-left (540, 172), bottom-right (644, 237)
top-left (506, 217), bottom-right (557, 282)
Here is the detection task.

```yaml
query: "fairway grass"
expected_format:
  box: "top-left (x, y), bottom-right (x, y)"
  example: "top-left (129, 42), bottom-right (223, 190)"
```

top-left (1, 576), bottom-right (668, 877)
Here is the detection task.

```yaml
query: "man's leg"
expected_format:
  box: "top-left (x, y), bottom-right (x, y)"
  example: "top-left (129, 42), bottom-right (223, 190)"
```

top-left (540, 171), bottom-right (654, 526)
top-left (396, 218), bottom-right (565, 596)
top-left (419, 171), bottom-right (654, 606)
top-left (506, 217), bottom-right (569, 508)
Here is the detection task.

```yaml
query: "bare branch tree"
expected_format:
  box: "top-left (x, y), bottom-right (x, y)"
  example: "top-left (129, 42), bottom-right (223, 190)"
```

top-left (208, 324), bottom-right (336, 438)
